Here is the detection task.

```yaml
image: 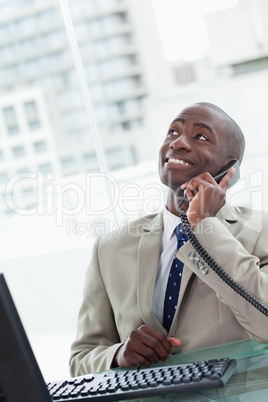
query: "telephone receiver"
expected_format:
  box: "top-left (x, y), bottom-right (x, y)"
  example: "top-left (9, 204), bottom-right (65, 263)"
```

top-left (184, 159), bottom-right (240, 202)
top-left (213, 159), bottom-right (240, 187)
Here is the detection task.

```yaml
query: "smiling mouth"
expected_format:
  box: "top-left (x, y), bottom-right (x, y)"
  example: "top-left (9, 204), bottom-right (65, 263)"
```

top-left (167, 158), bottom-right (193, 167)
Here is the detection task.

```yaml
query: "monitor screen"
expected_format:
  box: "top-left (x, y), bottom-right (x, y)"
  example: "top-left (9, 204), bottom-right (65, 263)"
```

top-left (0, 273), bottom-right (51, 402)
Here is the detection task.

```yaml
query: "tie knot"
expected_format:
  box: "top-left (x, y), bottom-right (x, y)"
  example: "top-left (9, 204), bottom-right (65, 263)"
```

top-left (174, 224), bottom-right (187, 242)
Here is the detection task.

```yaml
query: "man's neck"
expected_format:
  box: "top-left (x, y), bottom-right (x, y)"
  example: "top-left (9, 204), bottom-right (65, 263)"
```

top-left (165, 190), bottom-right (189, 217)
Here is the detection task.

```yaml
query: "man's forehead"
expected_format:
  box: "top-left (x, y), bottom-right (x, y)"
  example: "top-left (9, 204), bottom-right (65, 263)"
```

top-left (172, 104), bottom-right (228, 132)
top-left (174, 104), bottom-right (221, 121)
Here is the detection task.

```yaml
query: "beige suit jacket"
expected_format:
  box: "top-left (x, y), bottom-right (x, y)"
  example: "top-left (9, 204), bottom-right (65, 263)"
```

top-left (70, 204), bottom-right (268, 375)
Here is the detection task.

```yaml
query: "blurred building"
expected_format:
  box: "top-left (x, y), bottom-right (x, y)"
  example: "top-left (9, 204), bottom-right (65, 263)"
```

top-left (1, 0), bottom-right (268, 218)
top-left (147, 0), bottom-right (268, 209)
top-left (0, 0), bottom-right (176, 215)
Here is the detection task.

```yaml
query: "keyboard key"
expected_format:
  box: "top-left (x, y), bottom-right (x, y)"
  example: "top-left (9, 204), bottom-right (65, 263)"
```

top-left (182, 376), bottom-right (191, 383)
top-left (192, 375), bottom-right (202, 382)
top-left (163, 379), bottom-right (172, 386)
top-left (139, 382), bottom-right (149, 389)
top-left (209, 373), bottom-right (220, 380)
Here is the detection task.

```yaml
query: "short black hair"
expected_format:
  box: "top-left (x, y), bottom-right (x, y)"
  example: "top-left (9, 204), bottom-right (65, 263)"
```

top-left (196, 102), bottom-right (245, 164)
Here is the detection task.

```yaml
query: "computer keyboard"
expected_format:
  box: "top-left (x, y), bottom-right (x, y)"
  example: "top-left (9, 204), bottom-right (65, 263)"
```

top-left (47, 357), bottom-right (236, 401)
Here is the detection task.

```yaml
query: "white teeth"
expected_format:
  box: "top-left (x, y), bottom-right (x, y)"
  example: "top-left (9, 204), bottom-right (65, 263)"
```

top-left (169, 158), bottom-right (191, 166)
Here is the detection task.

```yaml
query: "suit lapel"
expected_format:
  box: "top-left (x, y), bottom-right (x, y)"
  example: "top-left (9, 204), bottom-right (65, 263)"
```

top-left (170, 203), bottom-right (239, 332)
top-left (176, 265), bottom-right (193, 306)
top-left (136, 213), bottom-right (164, 331)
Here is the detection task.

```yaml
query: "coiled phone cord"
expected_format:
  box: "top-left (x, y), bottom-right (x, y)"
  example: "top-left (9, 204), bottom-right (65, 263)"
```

top-left (177, 201), bottom-right (268, 317)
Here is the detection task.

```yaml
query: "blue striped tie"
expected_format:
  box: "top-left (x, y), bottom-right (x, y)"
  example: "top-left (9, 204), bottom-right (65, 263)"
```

top-left (163, 224), bottom-right (187, 331)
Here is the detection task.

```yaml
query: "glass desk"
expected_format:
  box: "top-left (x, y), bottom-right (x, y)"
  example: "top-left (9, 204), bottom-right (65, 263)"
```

top-left (112, 339), bottom-right (268, 401)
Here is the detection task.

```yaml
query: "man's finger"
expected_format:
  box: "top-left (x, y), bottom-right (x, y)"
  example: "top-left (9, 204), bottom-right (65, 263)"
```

top-left (218, 167), bottom-right (235, 190)
top-left (138, 325), bottom-right (172, 354)
top-left (167, 337), bottom-right (182, 347)
top-left (181, 172), bottom-right (215, 190)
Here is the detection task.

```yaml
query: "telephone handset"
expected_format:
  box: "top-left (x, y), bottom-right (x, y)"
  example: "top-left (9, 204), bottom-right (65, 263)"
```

top-left (184, 159), bottom-right (240, 203)
top-left (178, 160), bottom-right (268, 316)
top-left (213, 159), bottom-right (240, 187)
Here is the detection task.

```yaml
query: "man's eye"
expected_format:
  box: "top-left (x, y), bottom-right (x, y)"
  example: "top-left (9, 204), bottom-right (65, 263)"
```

top-left (196, 134), bottom-right (208, 141)
top-left (168, 129), bottom-right (179, 136)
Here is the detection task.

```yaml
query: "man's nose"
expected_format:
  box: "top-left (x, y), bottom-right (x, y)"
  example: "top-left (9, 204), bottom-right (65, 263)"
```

top-left (169, 133), bottom-right (192, 151)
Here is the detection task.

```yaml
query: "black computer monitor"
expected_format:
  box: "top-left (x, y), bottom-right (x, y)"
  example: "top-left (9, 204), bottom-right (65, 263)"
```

top-left (0, 272), bottom-right (52, 402)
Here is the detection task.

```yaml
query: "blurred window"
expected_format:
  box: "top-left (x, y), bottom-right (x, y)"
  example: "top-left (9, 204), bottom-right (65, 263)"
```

top-left (33, 141), bottom-right (48, 154)
top-left (38, 163), bottom-right (53, 173)
top-left (106, 147), bottom-right (123, 160)
top-left (24, 101), bottom-right (41, 130)
top-left (0, 171), bottom-right (9, 183)
top-left (2, 106), bottom-right (19, 135)
top-left (12, 145), bottom-right (25, 158)
top-left (83, 152), bottom-right (98, 164)
top-left (61, 156), bottom-right (77, 170)
top-left (17, 167), bottom-right (30, 174)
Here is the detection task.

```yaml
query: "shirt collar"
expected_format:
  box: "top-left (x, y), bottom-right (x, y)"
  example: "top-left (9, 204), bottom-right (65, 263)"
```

top-left (163, 207), bottom-right (181, 243)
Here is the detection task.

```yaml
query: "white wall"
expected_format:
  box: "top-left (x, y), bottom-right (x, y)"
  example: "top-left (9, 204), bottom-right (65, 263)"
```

top-left (1, 247), bottom-right (90, 381)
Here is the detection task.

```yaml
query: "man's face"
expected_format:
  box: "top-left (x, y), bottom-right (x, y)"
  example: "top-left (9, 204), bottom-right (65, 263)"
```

top-left (159, 104), bottom-right (232, 191)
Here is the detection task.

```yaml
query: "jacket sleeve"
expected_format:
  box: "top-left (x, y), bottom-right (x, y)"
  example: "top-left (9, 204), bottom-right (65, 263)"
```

top-left (178, 217), bottom-right (268, 343)
top-left (69, 236), bottom-right (123, 376)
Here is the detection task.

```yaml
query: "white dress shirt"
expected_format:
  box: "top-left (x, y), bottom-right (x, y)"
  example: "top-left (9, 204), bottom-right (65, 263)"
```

top-left (152, 208), bottom-right (182, 325)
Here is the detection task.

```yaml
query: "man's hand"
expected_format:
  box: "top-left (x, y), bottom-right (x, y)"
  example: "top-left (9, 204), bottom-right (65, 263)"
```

top-left (181, 167), bottom-right (235, 230)
top-left (112, 324), bottom-right (181, 368)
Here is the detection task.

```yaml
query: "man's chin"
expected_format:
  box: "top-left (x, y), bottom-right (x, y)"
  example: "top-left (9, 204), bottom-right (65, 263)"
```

top-left (160, 174), bottom-right (185, 191)
top-left (160, 180), bottom-right (184, 196)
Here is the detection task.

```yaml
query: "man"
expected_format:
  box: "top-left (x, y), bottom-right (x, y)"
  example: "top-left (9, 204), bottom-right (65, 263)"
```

top-left (70, 102), bottom-right (268, 375)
